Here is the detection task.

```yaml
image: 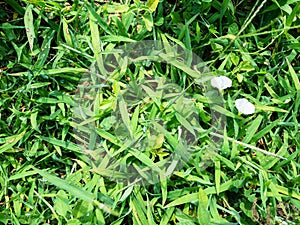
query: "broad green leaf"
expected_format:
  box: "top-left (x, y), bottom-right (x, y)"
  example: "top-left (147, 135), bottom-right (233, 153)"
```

top-left (37, 94), bottom-right (76, 106)
top-left (130, 105), bottom-right (139, 133)
top-left (153, 134), bottom-right (164, 149)
top-left (174, 172), bottom-right (213, 185)
top-left (119, 186), bottom-right (134, 202)
top-left (89, 10), bottom-right (107, 76)
top-left (286, 2), bottom-right (300, 26)
top-left (54, 190), bottom-right (70, 217)
top-left (11, 41), bottom-right (26, 62)
top-left (106, 4), bottom-right (129, 13)
top-left (142, 14), bottom-right (153, 31)
top-left (34, 168), bottom-right (94, 202)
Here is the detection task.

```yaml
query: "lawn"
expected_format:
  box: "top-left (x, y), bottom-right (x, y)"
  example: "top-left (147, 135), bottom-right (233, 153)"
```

top-left (0, 0), bottom-right (300, 224)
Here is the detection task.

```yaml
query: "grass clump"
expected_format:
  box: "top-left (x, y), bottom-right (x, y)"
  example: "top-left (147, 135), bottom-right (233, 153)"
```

top-left (0, 0), bottom-right (300, 224)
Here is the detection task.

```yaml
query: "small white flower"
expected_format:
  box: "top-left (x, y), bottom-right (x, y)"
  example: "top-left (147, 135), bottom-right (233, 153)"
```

top-left (210, 76), bottom-right (232, 90)
top-left (235, 98), bottom-right (255, 115)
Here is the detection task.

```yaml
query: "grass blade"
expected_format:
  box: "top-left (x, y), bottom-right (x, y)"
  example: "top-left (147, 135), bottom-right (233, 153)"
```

top-left (242, 115), bottom-right (263, 143)
top-left (215, 159), bottom-right (221, 196)
top-left (287, 58), bottom-right (300, 91)
top-left (0, 131), bottom-right (26, 154)
top-left (33, 168), bottom-right (119, 216)
top-left (198, 188), bottom-right (210, 225)
top-left (38, 136), bottom-right (82, 153)
top-left (24, 4), bottom-right (35, 51)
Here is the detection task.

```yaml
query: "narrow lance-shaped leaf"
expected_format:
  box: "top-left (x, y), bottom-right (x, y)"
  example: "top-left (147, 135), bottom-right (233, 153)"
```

top-left (198, 188), bottom-right (210, 225)
top-left (62, 18), bottom-right (72, 46)
top-left (215, 160), bottom-right (221, 196)
top-left (0, 131), bottom-right (26, 154)
top-left (287, 58), bottom-right (300, 91)
top-left (33, 168), bottom-right (120, 216)
top-left (24, 4), bottom-right (35, 51)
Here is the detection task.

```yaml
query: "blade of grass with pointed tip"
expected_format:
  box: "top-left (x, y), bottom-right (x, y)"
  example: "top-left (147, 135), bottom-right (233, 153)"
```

top-left (24, 4), bottom-right (35, 51)
top-left (86, 3), bottom-right (113, 35)
top-left (215, 159), bottom-right (221, 196)
top-left (255, 104), bottom-right (288, 113)
top-left (39, 136), bottom-right (82, 153)
top-left (175, 112), bottom-right (196, 137)
top-left (129, 148), bottom-right (161, 173)
top-left (159, 207), bottom-right (174, 225)
top-left (35, 30), bottom-right (54, 69)
top-left (62, 18), bottom-right (72, 46)
top-left (198, 188), bottom-right (210, 225)
top-left (30, 111), bottom-right (40, 132)
top-left (164, 180), bottom-right (233, 208)
top-left (118, 95), bottom-right (133, 138)
top-left (33, 168), bottom-right (119, 216)
top-left (161, 172), bottom-right (167, 206)
top-left (252, 119), bottom-right (280, 142)
top-left (211, 105), bottom-right (241, 119)
top-left (8, 67), bottom-right (88, 76)
top-left (29, 82), bottom-right (51, 89)
top-left (0, 131), bottom-right (26, 154)
top-left (130, 196), bottom-right (148, 225)
top-left (242, 115), bottom-right (263, 144)
top-left (287, 58), bottom-right (300, 91)
top-left (8, 170), bottom-right (38, 181)
top-left (89, 10), bottom-right (107, 76)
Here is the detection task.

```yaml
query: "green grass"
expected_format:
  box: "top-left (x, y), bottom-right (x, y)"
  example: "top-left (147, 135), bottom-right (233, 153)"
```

top-left (1, 0), bottom-right (300, 224)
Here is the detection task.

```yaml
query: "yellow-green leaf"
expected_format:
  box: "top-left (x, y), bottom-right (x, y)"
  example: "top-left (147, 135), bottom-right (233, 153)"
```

top-left (198, 188), bottom-right (210, 225)
top-left (153, 134), bottom-right (164, 149)
top-left (146, 0), bottom-right (159, 12)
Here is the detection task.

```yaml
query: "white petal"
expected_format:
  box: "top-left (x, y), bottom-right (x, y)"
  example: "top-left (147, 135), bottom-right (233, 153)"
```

top-left (235, 98), bottom-right (255, 115)
top-left (210, 76), bottom-right (232, 90)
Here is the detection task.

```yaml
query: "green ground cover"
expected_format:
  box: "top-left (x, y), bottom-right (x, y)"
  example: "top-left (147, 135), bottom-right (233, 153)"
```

top-left (0, 0), bottom-right (300, 224)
